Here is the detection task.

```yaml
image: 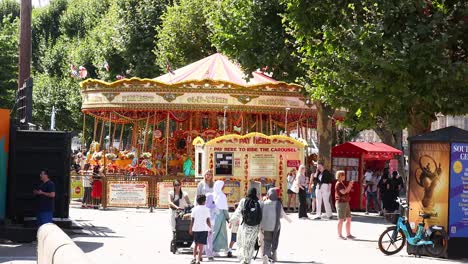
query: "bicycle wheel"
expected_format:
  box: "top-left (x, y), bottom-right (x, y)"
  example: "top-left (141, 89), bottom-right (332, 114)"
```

top-left (424, 230), bottom-right (448, 257)
top-left (378, 226), bottom-right (406, 255)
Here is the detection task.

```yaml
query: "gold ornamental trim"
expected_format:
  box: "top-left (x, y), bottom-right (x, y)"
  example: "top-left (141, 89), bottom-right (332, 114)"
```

top-left (80, 77), bottom-right (302, 92)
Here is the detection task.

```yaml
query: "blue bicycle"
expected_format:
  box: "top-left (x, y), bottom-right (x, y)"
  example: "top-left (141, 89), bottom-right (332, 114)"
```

top-left (378, 197), bottom-right (448, 257)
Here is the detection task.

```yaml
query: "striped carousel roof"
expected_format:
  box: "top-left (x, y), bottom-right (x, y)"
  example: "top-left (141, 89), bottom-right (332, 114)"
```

top-left (155, 53), bottom-right (280, 86)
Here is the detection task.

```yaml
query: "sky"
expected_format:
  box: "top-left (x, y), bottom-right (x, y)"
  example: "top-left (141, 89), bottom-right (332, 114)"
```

top-left (31, 0), bottom-right (50, 8)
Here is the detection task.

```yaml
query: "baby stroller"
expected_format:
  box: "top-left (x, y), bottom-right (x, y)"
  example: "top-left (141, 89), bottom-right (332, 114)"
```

top-left (170, 206), bottom-right (193, 254)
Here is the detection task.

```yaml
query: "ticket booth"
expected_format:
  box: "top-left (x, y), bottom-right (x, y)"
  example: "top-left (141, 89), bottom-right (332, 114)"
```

top-left (331, 142), bottom-right (403, 210)
top-left (408, 126), bottom-right (468, 258)
top-left (194, 133), bottom-right (306, 207)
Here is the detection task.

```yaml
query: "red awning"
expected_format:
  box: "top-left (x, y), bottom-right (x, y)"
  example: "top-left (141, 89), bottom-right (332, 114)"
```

top-left (332, 142), bottom-right (402, 160)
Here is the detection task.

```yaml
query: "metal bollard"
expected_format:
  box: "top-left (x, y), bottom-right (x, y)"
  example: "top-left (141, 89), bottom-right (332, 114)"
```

top-left (37, 223), bottom-right (93, 264)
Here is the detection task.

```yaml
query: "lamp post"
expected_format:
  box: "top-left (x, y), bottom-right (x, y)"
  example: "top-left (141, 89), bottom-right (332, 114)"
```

top-left (285, 107), bottom-right (290, 136)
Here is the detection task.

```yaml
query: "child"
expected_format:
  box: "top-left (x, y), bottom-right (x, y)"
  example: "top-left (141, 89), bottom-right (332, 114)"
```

top-left (205, 193), bottom-right (217, 261)
top-left (227, 203), bottom-right (240, 258)
top-left (190, 195), bottom-right (212, 264)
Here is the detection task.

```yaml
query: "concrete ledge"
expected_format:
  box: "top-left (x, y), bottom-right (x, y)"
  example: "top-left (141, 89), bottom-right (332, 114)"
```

top-left (37, 223), bottom-right (92, 264)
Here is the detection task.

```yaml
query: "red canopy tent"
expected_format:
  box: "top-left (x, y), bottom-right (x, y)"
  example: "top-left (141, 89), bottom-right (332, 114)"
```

top-left (331, 142), bottom-right (403, 210)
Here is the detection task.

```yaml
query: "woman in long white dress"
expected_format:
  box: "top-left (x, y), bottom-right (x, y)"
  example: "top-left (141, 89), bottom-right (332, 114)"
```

top-left (212, 180), bottom-right (229, 253)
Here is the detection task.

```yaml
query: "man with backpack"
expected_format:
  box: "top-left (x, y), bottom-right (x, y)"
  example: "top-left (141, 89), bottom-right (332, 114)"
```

top-left (229, 187), bottom-right (262, 264)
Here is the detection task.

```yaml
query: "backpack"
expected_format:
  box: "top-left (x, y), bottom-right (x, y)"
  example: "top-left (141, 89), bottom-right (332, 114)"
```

top-left (241, 198), bottom-right (262, 226)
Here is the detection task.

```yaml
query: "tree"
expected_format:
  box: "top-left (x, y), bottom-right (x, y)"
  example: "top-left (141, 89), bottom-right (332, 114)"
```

top-left (117, 0), bottom-right (171, 77)
top-left (0, 15), bottom-right (18, 109)
top-left (155, 0), bottom-right (216, 71)
top-left (208, 0), bottom-right (303, 83)
top-left (283, 0), bottom-right (467, 139)
top-left (208, 1), bottom-right (336, 166)
top-left (0, 0), bottom-right (19, 23)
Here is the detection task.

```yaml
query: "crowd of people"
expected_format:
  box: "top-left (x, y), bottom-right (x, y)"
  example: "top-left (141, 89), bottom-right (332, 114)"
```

top-left (286, 163), bottom-right (404, 218)
top-left (171, 162), bottom-right (405, 264)
top-left (170, 169), bottom-right (292, 264)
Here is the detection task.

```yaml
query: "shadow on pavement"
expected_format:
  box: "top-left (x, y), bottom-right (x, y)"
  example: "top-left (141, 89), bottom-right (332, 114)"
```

top-left (69, 222), bottom-right (124, 238)
top-left (74, 241), bottom-right (104, 253)
top-left (0, 241), bottom-right (36, 262)
top-left (276, 261), bottom-right (321, 264)
top-left (350, 214), bottom-right (389, 225)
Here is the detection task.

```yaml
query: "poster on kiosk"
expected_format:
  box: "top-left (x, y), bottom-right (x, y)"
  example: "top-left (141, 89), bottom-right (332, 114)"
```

top-left (449, 143), bottom-right (468, 238)
top-left (194, 133), bottom-right (306, 207)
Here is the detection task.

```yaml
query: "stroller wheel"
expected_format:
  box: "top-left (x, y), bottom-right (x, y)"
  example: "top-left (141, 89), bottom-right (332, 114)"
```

top-left (170, 240), bottom-right (177, 254)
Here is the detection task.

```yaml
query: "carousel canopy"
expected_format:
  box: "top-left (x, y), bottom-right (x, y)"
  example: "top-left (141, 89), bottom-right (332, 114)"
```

top-left (155, 53), bottom-right (288, 87)
top-left (80, 53), bottom-right (318, 123)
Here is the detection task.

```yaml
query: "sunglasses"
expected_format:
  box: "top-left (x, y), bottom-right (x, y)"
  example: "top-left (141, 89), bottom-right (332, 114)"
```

top-left (174, 184), bottom-right (181, 187)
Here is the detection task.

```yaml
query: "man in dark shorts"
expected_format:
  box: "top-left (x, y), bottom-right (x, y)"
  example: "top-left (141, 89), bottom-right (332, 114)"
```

top-left (33, 170), bottom-right (55, 226)
top-left (189, 195), bottom-right (212, 264)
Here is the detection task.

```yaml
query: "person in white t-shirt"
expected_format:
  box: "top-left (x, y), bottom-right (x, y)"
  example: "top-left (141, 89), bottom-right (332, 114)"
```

top-left (190, 195), bottom-right (212, 264)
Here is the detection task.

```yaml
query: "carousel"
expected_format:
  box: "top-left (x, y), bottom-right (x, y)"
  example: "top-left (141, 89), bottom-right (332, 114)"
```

top-left (80, 53), bottom-right (322, 176)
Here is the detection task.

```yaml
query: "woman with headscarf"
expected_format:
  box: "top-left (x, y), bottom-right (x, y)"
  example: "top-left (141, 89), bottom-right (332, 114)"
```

top-left (212, 180), bottom-right (229, 253)
top-left (205, 193), bottom-right (217, 261)
top-left (261, 188), bottom-right (291, 263)
top-left (195, 169), bottom-right (214, 204)
top-left (230, 187), bottom-right (262, 264)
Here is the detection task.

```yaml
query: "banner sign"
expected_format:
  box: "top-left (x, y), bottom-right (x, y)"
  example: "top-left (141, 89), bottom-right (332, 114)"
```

top-left (449, 143), bottom-right (468, 238)
top-left (107, 181), bottom-right (149, 207)
top-left (408, 142), bottom-right (450, 231)
top-left (70, 178), bottom-right (84, 199)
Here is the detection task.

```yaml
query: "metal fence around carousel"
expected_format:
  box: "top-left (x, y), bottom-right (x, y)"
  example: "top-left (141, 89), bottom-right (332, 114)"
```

top-left (70, 172), bottom-right (195, 211)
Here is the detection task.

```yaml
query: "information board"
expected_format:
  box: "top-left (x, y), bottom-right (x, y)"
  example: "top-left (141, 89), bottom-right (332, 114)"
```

top-left (449, 142), bottom-right (468, 238)
top-left (249, 154), bottom-right (276, 178)
top-left (107, 181), bottom-right (149, 207)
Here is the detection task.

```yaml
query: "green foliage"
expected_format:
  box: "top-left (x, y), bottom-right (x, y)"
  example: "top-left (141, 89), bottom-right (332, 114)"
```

top-left (0, 0), bottom-right (19, 23)
top-left (33, 73), bottom-right (82, 131)
top-left (283, 0), bottom-right (468, 134)
top-left (155, 0), bottom-right (216, 71)
top-left (208, 0), bottom-right (303, 83)
top-left (117, 0), bottom-right (171, 77)
top-left (59, 0), bottom-right (111, 39)
top-left (0, 15), bottom-right (18, 109)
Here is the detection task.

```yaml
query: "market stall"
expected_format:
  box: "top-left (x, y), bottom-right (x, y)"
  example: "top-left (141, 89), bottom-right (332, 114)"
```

top-left (194, 132), bottom-right (307, 206)
top-left (331, 142), bottom-right (403, 210)
top-left (80, 53), bottom-right (331, 176)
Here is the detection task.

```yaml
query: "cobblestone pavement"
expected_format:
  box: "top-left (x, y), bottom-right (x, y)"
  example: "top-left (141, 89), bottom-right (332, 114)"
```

top-left (1, 206), bottom-right (467, 264)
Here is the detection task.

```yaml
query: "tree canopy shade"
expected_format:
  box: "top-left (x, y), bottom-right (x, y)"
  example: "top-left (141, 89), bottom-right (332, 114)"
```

top-left (208, 0), bottom-right (303, 83)
top-left (282, 0), bottom-right (468, 137)
top-left (154, 0), bottom-right (216, 71)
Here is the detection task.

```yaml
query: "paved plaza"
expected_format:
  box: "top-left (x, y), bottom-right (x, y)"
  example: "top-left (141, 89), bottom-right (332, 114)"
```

top-left (1, 206), bottom-right (467, 264)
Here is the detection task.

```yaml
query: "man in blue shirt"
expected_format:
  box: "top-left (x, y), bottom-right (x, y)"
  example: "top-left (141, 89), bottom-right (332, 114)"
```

top-left (33, 170), bottom-right (55, 226)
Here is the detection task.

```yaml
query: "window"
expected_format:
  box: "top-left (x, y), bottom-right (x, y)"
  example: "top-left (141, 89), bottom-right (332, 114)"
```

top-left (215, 152), bottom-right (233, 176)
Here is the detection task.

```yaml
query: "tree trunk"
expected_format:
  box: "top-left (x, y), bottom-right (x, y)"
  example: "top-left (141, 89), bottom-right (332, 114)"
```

top-left (316, 101), bottom-right (334, 169)
top-left (374, 125), bottom-right (406, 181)
top-left (407, 111), bottom-right (433, 137)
